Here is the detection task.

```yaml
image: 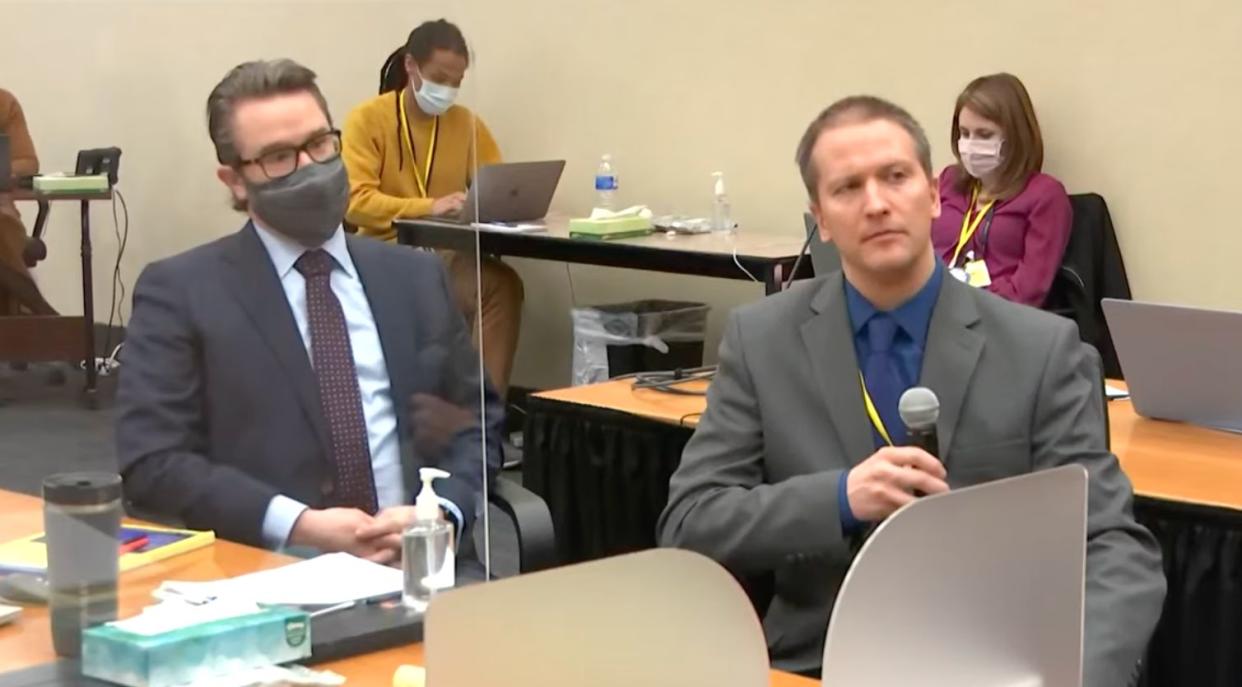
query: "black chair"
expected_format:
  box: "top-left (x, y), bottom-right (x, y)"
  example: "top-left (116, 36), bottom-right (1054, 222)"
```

top-left (1042, 193), bottom-right (1131, 379)
top-left (491, 474), bottom-right (557, 573)
top-left (20, 199), bottom-right (49, 268)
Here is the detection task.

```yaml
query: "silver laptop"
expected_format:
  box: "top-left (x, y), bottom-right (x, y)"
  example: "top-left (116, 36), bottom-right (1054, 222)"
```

top-left (1103, 298), bottom-right (1242, 432)
top-left (454, 160), bottom-right (564, 224)
top-left (803, 212), bottom-right (841, 275)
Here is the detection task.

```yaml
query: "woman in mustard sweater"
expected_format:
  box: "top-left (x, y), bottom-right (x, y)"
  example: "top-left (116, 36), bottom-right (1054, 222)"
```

top-left (342, 20), bottom-right (523, 396)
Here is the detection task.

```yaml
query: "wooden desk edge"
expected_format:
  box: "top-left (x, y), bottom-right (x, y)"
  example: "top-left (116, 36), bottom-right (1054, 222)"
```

top-left (0, 489), bottom-right (813, 685)
top-left (532, 378), bottom-right (1242, 511)
top-left (394, 216), bottom-right (808, 261)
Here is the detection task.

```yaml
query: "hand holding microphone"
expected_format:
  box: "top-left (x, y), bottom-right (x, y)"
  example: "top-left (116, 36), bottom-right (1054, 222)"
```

top-left (898, 386), bottom-right (941, 460)
top-left (845, 387), bottom-right (949, 522)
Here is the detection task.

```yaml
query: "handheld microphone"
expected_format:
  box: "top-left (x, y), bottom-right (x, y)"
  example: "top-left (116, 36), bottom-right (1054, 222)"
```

top-left (898, 387), bottom-right (940, 460)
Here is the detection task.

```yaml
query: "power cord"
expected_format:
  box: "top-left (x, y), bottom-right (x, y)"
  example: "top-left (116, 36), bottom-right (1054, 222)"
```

top-left (731, 238), bottom-right (761, 284)
top-left (613, 365), bottom-right (717, 396)
top-left (101, 187), bottom-right (129, 375)
top-left (564, 263), bottom-right (578, 308)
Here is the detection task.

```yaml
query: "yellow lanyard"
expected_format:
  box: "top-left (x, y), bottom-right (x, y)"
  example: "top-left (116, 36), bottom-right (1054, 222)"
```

top-left (398, 93), bottom-right (438, 198)
top-left (949, 185), bottom-right (996, 267)
top-left (858, 372), bottom-right (894, 447)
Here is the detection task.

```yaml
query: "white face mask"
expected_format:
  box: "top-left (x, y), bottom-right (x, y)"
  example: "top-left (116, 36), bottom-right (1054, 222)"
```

top-left (412, 70), bottom-right (459, 116)
top-left (958, 138), bottom-right (1004, 178)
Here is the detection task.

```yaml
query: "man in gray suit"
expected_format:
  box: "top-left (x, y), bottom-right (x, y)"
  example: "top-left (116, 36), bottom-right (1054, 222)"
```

top-left (116, 59), bottom-right (500, 561)
top-left (657, 96), bottom-right (1164, 685)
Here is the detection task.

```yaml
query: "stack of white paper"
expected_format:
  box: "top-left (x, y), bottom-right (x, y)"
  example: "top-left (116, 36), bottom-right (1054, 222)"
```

top-left (156, 553), bottom-right (402, 607)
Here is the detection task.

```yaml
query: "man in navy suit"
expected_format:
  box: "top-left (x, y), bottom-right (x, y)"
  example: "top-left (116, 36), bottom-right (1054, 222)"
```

top-left (116, 59), bottom-right (501, 562)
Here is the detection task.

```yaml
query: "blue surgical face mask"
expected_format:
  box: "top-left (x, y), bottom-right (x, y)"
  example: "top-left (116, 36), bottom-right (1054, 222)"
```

top-left (412, 70), bottom-right (459, 116)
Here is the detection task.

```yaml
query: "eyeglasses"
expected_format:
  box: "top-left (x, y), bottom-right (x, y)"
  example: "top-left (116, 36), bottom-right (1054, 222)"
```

top-left (237, 130), bottom-right (342, 180)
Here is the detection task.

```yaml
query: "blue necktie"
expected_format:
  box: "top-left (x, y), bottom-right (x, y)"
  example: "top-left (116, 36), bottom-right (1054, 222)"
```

top-left (863, 314), bottom-right (906, 446)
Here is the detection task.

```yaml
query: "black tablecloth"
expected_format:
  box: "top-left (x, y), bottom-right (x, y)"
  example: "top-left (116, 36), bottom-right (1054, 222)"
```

top-left (1133, 500), bottom-right (1242, 686)
top-left (524, 394), bottom-right (1242, 686)
top-left (523, 398), bottom-right (692, 563)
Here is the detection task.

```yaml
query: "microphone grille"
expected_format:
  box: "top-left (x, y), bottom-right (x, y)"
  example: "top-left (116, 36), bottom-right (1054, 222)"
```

top-left (898, 387), bottom-right (940, 430)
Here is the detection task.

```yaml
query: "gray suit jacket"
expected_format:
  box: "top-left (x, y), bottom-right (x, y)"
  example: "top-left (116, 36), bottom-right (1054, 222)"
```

top-left (657, 270), bottom-right (1165, 685)
top-left (116, 225), bottom-right (502, 547)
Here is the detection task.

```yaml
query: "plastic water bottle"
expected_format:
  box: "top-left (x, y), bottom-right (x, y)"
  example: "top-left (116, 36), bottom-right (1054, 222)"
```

top-left (595, 154), bottom-right (618, 210)
top-left (711, 171), bottom-right (733, 233)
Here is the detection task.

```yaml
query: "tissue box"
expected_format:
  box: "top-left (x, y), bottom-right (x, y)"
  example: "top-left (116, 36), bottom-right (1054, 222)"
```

top-left (82, 606), bottom-right (311, 687)
top-left (568, 215), bottom-right (653, 240)
top-left (32, 174), bottom-right (110, 193)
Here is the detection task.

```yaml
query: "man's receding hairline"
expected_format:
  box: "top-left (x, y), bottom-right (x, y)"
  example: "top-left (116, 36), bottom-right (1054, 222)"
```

top-left (820, 110), bottom-right (914, 141)
top-left (812, 115), bottom-right (923, 161)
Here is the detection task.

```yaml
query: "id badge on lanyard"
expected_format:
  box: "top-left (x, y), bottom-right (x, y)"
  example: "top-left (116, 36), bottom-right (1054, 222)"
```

top-left (398, 92), bottom-right (439, 198)
top-left (949, 189), bottom-right (996, 287)
top-left (963, 210), bottom-right (995, 287)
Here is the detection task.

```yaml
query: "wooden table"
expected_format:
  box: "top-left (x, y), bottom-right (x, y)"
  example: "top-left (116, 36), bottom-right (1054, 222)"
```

top-left (535, 377), bottom-right (709, 428)
top-left (532, 378), bottom-right (1242, 512)
top-left (3, 189), bottom-right (114, 401)
top-left (395, 214), bottom-right (814, 295)
top-left (0, 490), bottom-right (288, 674)
top-left (1108, 391), bottom-right (1242, 511)
top-left (0, 490), bottom-right (814, 686)
top-left (317, 644), bottom-right (815, 686)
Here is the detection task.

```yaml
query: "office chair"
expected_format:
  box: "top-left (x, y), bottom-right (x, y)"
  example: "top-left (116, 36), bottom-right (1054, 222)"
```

top-left (1043, 193), bottom-right (1130, 378)
top-left (490, 475), bottom-right (557, 573)
top-left (22, 200), bottom-right (49, 268)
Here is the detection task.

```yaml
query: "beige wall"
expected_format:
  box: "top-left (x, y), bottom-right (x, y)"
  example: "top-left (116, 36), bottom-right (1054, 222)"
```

top-left (2, 0), bottom-right (443, 339)
top-left (5, 0), bottom-right (1241, 388)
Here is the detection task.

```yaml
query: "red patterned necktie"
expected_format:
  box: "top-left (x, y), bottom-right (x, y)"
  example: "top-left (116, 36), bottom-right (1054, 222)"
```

top-left (294, 249), bottom-right (378, 514)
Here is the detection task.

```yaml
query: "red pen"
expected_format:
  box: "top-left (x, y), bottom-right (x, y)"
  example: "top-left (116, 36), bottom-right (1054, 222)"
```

top-left (119, 535), bottom-right (149, 555)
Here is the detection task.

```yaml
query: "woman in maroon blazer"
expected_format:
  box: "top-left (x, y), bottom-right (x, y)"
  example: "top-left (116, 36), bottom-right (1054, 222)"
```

top-left (932, 73), bottom-right (1072, 307)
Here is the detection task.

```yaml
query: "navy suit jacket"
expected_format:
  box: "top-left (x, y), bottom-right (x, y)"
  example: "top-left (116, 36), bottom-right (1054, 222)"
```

top-left (116, 224), bottom-right (502, 547)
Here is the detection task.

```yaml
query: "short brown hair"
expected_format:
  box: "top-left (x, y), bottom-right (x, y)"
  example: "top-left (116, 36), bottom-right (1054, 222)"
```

top-left (950, 73), bottom-right (1043, 200)
top-left (206, 59), bottom-right (331, 166)
top-left (795, 95), bottom-right (933, 198)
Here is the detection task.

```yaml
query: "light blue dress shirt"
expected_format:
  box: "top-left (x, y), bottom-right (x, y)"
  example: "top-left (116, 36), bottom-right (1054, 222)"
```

top-left (252, 223), bottom-right (462, 549)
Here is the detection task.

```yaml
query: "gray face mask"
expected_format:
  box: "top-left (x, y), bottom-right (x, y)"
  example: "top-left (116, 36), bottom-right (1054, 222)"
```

top-left (245, 158), bottom-right (349, 247)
